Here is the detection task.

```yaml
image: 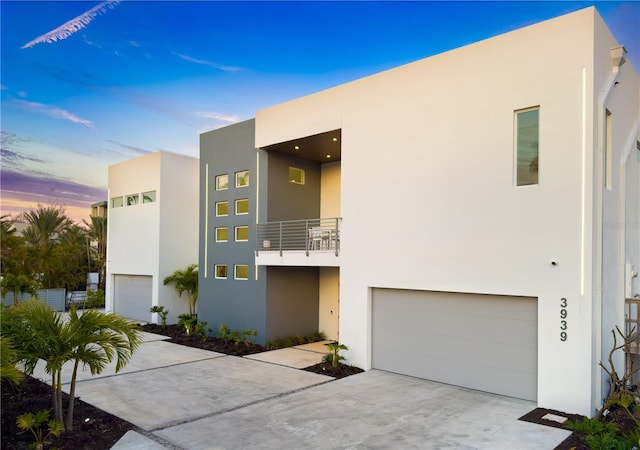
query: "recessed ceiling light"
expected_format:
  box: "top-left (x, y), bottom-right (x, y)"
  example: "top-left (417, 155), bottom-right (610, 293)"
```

top-left (332, 137), bottom-right (338, 142)
top-left (326, 154), bottom-right (331, 159)
top-left (294, 146), bottom-right (300, 150)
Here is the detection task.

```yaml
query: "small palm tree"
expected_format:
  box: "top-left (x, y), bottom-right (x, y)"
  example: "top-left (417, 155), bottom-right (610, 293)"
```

top-left (2, 299), bottom-right (142, 431)
top-left (0, 336), bottom-right (24, 385)
top-left (1, 273), bottom-right (38, 305)
top-left (163, 264), bottom-right (198, 316)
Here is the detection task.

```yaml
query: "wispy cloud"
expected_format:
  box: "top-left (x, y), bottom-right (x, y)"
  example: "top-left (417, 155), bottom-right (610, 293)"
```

top-left (107, 139), bottom-right (152, 156)
top-left (0, 85), bottom-right (7, 90)
top-left (12, 100), bottom-right (95, 129)
top-left (21, 0), bottom-right (120, 49)
top-left (172, 52), bottom-right (242, 72)
top-left (193, 111), bottom-right (239, 124)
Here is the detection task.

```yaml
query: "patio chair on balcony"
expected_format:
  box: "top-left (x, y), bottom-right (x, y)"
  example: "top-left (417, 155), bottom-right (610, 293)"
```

top-left (309, 227), bottom-right (324, 250)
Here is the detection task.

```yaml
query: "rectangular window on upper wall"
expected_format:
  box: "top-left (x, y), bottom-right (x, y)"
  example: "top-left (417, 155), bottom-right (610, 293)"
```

top-left (235, 199), bottom-right (249, 215)
top-left (216, 174), bottom-right (229, 190)
top-left (234, 264), bottom-right (249, 280)
top-left (142, 191), bottom-right (156, 204)
top-left (215, 227), bottom-right (228, 242)
top-left (605, 109), bottom-right (612, 190)
top-left (126, 194), bottom-right (139, 206)
top-left (235, 170), bottom-right (249, 188)
top-left (214, 264), bottom-right (227, 279)
top-left (289, 167), bottom-right (305, 185)
top-left (215, 201), bottom-right (228, 217)
top-left (515, 107), bottom-right (539, 186)
top-left (111, 197), bottom-right (123, 208)
top-left (235, 226), bottom-right (249, 242)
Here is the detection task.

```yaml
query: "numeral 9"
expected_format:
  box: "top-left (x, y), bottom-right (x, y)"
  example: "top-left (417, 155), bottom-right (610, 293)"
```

top-left (560, 331), bottom-right (567, 341)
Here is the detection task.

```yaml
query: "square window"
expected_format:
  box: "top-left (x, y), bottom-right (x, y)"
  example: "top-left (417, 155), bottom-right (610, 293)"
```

top-left (215, 264), bottom-right (227, 279)
top-left (111, 197), bottom-right (123, 208)
top-left (289, 167), bottom-right (305, 185)
top-left (515, 107), bottom-right (539, 186)
top-left (142, 191), bottom-right (156, 203)
top-left (234, 264), bottom-right (249, 280)
top-left (235, 226), bottom-right (249, 242)
top-left (215, 227), bottom-right (228, 242)
top-left (126, 194), bottom-right (139, 206)
top-left (235, 199), bottom-right (249, 215)
top-left (216, 174), bottom-right (229, 190)
top-left (216, 201), bottom-right (229, 216)
top-left (235, 170), bottom-right (249, 188)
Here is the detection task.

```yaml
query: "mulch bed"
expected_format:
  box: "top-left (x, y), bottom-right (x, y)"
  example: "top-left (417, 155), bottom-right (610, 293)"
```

top-left (519, 406), bottom-right (640, 449)
top-left (1, 376), bottom-right (136, 450)
top-left (1, 324), bottom-right (360, 449)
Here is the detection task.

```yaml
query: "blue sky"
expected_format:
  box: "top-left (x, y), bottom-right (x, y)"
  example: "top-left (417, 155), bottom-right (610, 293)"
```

top-left (1, 1), bottom-right (639, 223)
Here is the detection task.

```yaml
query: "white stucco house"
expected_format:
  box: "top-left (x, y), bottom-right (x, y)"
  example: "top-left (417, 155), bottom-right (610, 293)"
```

top-left (106, 151), bottom-right (199, 324)
top-left (198, 7), bottom-right (640, 417)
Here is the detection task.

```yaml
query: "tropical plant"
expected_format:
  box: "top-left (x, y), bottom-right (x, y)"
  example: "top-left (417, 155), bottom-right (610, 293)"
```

top-left (0, 214), bottom-right (27, 276)
top-left (86, 289), bottom-right (105, 308)
top-left (16, 410), bottom-right (64, 450)
top-left (2, 299), bottom-right (142, 431)
top-left (194, 321), bottom-right (212, 343)
top-left (218, 324), bottom-right (257, 345)
top-left (178, 313), bottom-right (197, 335)
top-left (150, 305), bottom-right (168, 327)
top-left (163, 264), bottom-right (198, 316)
top-left (323, 342), bottom-right (348, 369)
top-left (266, 332), bottom-right (326, 350)
top-left (1, 273), bottom-right (39, 304)
top-left (0, 335), bottom-right (24, 385)
top-left (83, 215), bottom-right (107, 289)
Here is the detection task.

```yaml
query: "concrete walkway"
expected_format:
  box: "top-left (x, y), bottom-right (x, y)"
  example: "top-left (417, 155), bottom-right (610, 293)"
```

top-left (30, 333), bottom-right (571, 449)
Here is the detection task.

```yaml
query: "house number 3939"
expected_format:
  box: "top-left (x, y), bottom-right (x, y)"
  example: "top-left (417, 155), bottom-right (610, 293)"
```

top-left (560, 297), bottom-right (568, 341)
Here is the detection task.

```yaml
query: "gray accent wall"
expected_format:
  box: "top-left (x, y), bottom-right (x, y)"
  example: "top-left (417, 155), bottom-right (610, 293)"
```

top-left (265, 267), bottom-right (320, 341)
top-left (199, 119), bottom-right (269, 343)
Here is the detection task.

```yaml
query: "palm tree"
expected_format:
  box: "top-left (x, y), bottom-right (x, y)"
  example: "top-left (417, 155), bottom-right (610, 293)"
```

top-left (0, 273), bottom-right (38, 304)
top-left (0, 336), bottom-right (24, 385)
top-left (2, 300), bottom-right (142, 431)
top-left (163, 264), bottom-right (198, 316)
top-left (83, 215), bottom-right (107, 289)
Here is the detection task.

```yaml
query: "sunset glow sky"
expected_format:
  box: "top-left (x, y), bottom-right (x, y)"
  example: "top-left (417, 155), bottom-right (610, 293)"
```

top-left (1, 1), bottom-right (639, 223)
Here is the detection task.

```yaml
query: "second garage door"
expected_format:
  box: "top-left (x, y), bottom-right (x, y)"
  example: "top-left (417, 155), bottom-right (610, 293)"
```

top-left (372, 289), bottom-right (537, 401)
top-left (114, 275), bottom-right (152, 322)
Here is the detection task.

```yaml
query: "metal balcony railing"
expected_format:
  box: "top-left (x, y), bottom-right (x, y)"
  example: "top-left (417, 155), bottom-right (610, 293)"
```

top-left (256, 217), bottom-right (341, 257)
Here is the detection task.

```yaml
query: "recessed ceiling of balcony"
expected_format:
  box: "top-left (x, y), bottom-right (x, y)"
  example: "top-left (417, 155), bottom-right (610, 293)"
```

top-left (260, 129), bottom-right (341, 163)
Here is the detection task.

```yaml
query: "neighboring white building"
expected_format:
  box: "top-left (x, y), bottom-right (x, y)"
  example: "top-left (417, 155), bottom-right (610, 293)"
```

top-left (199, 7), bottom-right (640, 417)
top-left (106, 151), bottom-right (199, 324)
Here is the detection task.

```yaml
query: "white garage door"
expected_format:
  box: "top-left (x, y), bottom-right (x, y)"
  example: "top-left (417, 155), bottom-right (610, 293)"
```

top-left (372, 289), bottom-right (537, 401)
top-left (114, 275), bottom-right (152, 322)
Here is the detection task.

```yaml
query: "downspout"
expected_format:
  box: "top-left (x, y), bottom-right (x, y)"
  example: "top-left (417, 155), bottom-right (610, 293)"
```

top-left (594, 45), bottom-right (626, 413)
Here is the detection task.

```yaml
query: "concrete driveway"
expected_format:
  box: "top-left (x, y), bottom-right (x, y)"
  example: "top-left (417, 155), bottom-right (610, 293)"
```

top-left (31, 332), bottom-right (570, 449)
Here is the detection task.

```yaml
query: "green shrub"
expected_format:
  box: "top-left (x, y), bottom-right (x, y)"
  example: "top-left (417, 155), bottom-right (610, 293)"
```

top-left (218, 324), bottom-right (257, 345)
top-left (266, 332), bottom-right (326, 350)
top-left (178, 314), bottom-right (197, 335)
top-left (194, 321), bottom-right (212, 343)
top-left (323, 342), bottom-right (348, 368)
top-left (16, 410), bottom-right (64, 449)
top-left (149, 306), bottom-right (168, 327)
top-left (86, 289), bottom-right (105, 308)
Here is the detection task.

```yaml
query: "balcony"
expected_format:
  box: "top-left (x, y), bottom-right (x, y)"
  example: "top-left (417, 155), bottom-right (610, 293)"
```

top-left (255, 218), bottom-right (341, 267)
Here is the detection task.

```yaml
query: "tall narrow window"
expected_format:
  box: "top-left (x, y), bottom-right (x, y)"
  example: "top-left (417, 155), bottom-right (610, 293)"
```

top-left (605, 110), bottom-right (612, 190)
top-left (215, 201), bottom-right (228, 216)
top-left (216, 174), bottom-right (229, 190)
top-left (235, 170), bottom-right (249, 188)
top-left (515, 107), bottom-right (539, 186)
top-left (215, 227), bottom-right (228, 242)
top-left (289, 167), bottom-right (305, 185)
top-left (235, 199), bottom-right (249, 215)
top-left (234, 264), bottom-right (249, 280)
top-left (235, 226), bottom-right (249, 242)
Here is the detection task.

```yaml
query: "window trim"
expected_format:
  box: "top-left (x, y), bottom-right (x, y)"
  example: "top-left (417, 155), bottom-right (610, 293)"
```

top-left (514, 106), bottom-right (540, 187)
top-left (235, 225), bottom-right (249, 242)
top-left (215, 174), bottom-right (229, 191)
top-left (214, 264), bottom-right (228, 279)
top-left (215, 227), bottom-right (228, 242)
top-left (234, 264), bottom-right (249, 280)
top-left (289, 167), bottom-right (305, 185)
top-left (215, 201), bottom-right (229, 217)
top-left (235, 199), bottom-right (249, 215)
top-left (235, 170), bottom-right (249, 188)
